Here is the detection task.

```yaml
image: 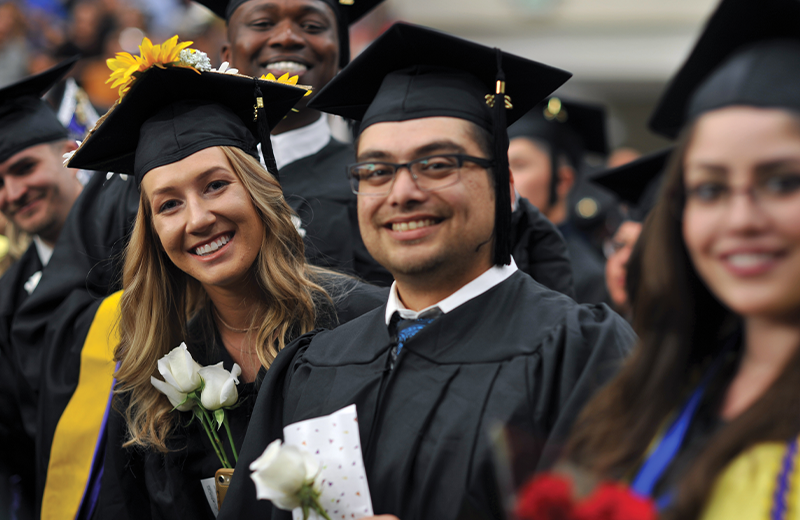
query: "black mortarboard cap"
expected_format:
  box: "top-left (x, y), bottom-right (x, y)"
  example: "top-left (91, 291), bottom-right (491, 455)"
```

top-left (650, 0), bottom-right (800, 138)
top-left (0, 56), bottom-right (78, 164)
top-left (591, 147), bottom-right (673, 221)
top-left (195, 0), bottom-right (384, 68)
top-left (68, 67), bottom-right (308, 185)
top-left (308, 22), bottom-right (571, 265)
top-left (508, 97), bottom-right (608, 165)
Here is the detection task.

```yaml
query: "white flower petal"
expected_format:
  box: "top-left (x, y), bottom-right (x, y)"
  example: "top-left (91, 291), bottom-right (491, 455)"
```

top-left (151, 376), bottom-right (193, 411)
top-left (249, 440), bottom-right (312, 510)
top-left (199, 361), bottom-right (240, 410)
top-left (158, 343), bottom-right (202, 393)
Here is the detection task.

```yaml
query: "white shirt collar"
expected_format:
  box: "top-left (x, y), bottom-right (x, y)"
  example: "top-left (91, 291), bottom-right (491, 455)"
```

top-left (384, 258), bottom-right (519, 325)
top-left (32, 236), bottom-right (53, 267)
top-left (269, 115), bottom-right (331, 170)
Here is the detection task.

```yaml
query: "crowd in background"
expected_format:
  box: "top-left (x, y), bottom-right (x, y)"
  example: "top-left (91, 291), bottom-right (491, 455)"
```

top-left (0, 0), bottom-right (226, 109)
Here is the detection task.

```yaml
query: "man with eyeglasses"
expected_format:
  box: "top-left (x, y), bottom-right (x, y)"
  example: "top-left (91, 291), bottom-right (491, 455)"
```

top-left (219, 23), bottom-right (635, 520)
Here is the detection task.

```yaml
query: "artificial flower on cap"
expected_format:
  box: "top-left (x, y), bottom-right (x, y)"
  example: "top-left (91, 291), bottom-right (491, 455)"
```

top-left (307, 21), bottom-right (572, 265)
top-left (68, 36), bottom-right (310, 184)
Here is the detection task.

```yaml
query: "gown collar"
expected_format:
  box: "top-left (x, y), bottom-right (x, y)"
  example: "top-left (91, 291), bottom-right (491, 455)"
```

top-left (384, 257), bottom-right (518, 325)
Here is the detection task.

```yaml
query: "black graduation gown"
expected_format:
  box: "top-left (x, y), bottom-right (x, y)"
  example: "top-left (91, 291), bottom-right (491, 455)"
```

top-left (219, 272), bottom-right (635, 520)
top-left (510, 198), bottom-right (575, 299)
top-left (558, 222), bottom-right (611, 305)
top-left (275, 139), bottom-right (391, 286)
top-left (0, 245), bottom-right (42, 520)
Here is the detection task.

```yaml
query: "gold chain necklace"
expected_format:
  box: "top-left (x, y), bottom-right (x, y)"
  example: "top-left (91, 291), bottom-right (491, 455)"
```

top-left (213, 307), bottom-right (257, 334)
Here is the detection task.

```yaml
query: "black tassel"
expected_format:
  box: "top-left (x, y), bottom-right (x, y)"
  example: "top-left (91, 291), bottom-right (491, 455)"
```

top-left (254, 79), bottom-right (280, 182)
top-left (492, 48), bottom-right (512, 266)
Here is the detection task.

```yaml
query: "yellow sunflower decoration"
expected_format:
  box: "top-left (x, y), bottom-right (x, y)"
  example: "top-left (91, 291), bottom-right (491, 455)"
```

top-left (106, 36), bottom-right (314, 100)
top-left (260, 73), bottom-right (313, 96)
top-left (106, 36), bottom-right (196, 97)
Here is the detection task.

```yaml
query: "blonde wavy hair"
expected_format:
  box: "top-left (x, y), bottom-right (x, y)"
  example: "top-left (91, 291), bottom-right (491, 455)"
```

top-left (114, 146), bottom-right (331, 452)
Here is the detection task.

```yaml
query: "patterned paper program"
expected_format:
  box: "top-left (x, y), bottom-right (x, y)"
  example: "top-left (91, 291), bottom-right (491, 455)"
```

top-left (283, 404), bottom-right (374, 520)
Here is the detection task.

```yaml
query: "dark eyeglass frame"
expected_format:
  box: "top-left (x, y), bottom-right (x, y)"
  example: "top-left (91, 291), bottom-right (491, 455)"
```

top-left (346, 153), bottom-right (495, 196)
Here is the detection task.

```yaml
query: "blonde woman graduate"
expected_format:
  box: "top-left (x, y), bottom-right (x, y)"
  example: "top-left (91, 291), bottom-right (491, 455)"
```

top-left (551, 1), bottom-right (800, 519)
top-left (55, 39), bottom-right (386, 520)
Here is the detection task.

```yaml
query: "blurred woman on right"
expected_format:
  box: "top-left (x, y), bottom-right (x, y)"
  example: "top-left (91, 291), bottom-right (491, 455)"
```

top-left (562, 0), bottom-right (800, 519)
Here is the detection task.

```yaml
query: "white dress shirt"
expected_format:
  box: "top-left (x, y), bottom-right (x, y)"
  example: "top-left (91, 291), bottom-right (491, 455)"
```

top-left (269, 115), bottom-right (332, 170)
top-left (384, 258), bottom-right (519, 325)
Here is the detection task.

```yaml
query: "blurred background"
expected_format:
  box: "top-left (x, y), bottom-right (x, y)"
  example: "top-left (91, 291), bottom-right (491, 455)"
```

top-left (0, 0), bottom-right (718, 156)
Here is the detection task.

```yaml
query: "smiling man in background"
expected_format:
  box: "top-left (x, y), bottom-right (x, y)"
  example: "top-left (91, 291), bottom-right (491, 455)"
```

top-left (197, 0), bottom-right (392, 284)
top-left (0, 58), bottom-right (83, 520)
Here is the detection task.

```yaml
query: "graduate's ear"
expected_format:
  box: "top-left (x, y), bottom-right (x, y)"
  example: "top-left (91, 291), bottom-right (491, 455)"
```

top-left (221, 41), bottom-right (232, 64)
top-left (555, 164), bottom-right (575, 201)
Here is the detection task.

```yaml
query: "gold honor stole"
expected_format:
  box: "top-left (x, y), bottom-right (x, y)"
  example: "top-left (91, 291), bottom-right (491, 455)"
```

top-left (41, 290), bottom-right (122, 520)
top-left (701, 441), bottom-right (800, 520)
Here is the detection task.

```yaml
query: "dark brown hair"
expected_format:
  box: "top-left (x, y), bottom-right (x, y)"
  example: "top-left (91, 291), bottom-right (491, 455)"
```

top-left (564, 121), bottom-right (800, 520)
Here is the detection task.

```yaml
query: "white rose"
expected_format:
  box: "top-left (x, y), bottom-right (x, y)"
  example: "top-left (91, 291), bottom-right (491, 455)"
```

top-left (198, 362), bottom-right (242, 410)
top-left (150, 342), bottom-right (202, 411)
top-left (158, 342), bottom-right (202, 393)
top-left (150, 376), bottom-right (194, 411)
top-left (250, 439), bottom-right (320, 510)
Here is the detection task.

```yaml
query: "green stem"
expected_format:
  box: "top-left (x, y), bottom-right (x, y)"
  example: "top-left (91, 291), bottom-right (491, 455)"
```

top-left (223, 415), bottom-right (238, 463)
top-left (311, 502), bottom-right (332, 520)
top-left (197, 410), bottom-right (229, 468)
top-left (298, 483), bottom-right (331, 520)
top-left (202, 409), bottom-right (231, 468)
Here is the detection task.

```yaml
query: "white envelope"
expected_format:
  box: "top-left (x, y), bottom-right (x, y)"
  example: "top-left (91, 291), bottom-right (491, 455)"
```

top-left (283, 404), bottom-right (374, 520)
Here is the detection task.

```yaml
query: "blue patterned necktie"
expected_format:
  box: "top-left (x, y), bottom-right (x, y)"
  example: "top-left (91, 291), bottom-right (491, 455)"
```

top-left (389, 310), bottom-right (441, 370)
top-left (395, 317), bottom-right (436, 355)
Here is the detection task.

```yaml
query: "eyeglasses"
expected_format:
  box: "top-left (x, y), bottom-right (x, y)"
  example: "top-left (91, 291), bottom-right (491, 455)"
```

top-left (684, 174), bottom-right (800, 211)
top-left (346, 154), bottom-right (495, 196)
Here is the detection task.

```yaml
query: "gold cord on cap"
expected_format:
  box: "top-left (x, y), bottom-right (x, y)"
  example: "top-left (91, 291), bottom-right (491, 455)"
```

top-left (339, 0), bottom-right (354, 4)
top-left (484, 93), bottom-right (513, 109)
top-left (253, 97), bottom-right (264, 121)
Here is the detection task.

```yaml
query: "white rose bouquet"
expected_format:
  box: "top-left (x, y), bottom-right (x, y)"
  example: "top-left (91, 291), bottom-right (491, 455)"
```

top-left (250, 439), bottom-right (331, 520)
top-left (150, 343), bottom-right (242, 468)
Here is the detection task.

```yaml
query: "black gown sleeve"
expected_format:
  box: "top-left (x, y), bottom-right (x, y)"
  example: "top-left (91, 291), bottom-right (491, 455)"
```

top-left (532, 302), bottom-right (635, 470)
top-left (93, 402), bottom-right (149, 520)
top-left (511, 198), bottom-right (576, 299)
top-left (216, 332), bottom-right (319, 520)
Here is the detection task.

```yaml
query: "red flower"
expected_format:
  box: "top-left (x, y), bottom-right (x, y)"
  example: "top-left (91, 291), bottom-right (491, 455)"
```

top-left (572, 483), bottom-right (657, 520)
top-left (515, 474), bottom-right (575, 520)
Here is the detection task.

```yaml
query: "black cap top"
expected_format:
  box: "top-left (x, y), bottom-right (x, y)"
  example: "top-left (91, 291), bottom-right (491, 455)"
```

top-left (508, 97), bottom-right (608, 168)
top-left (0, 56), bottom-right (78, 164)
top-left (308, 23), bottom-right (571, 132)
top-left (309, 21), bottom-right (571, 266)
top-left (591, 147), bottom-right (673, 221)
top-left (650, 0), bottom-right (800, 138)
top-left (68, 66), bottom-right (308, 185)
top-left (195, 0), bottom-right (385, 68)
